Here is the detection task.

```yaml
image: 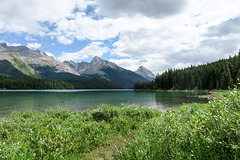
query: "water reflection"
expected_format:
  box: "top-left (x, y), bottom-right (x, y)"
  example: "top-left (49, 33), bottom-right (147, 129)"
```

top-left (154, 91), bottom-right (209, 110)
top-left (0, 90), bottom-right (208, 116)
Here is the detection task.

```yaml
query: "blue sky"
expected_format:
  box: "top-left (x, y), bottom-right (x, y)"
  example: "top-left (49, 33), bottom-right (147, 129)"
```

top-left (0, 0), bottom-right (240, 74)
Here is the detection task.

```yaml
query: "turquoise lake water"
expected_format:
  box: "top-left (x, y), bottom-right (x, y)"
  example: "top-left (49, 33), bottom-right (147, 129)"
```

top-left (0, 89), bottom-right (208, 116)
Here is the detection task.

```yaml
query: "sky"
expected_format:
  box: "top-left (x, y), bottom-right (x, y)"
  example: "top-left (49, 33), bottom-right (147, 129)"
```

top-left (0, 0), bottom-right (240, 75)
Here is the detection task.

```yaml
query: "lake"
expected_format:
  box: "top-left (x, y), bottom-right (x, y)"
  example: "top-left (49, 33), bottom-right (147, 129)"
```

top-left (0, 89), bottom-right (208, 117)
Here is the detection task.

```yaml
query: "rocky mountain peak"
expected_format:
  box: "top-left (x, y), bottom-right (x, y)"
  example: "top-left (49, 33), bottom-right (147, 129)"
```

top-left (135, 66), bottom-right (155, 81)
top-left (64, 60), bottom-right (78, 65)
top-left (35, 49), bottom-right (48, 56)
top-left (63, 60), bottom-right (79, 70)
top-left (137, 66), bottom-right (147, 71)
top-left (0, 43), bottom-right (10, 52)
top-left (0, 43), bottom-right (151, 88)
top-left (91, 56), bottom-right (104, 64)
top-left (0, 43), bottom-right (7, 47)
top-left (0, 43), bottom-right (45, 58)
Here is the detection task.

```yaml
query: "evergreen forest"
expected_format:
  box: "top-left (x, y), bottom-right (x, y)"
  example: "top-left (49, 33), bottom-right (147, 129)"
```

top-left (0, 74), bottom-right (122, 89)
top-left (134, 50), bottom-right (240, 90)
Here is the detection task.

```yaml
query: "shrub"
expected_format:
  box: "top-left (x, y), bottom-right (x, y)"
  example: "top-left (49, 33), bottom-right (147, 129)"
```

top-left (0, 105), bottom-right (160, 159)
top-left (115, 87), bottom-right (240, 159)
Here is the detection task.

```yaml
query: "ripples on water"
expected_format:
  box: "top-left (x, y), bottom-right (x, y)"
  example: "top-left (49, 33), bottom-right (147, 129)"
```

top-left (0, 90), bottom-right (208, 117)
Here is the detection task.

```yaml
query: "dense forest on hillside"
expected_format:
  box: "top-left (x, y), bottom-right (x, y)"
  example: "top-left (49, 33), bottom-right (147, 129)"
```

top-left (134, 51), bottom-right (240, 90)
top-left (0, 74), bottom-right (122, 89)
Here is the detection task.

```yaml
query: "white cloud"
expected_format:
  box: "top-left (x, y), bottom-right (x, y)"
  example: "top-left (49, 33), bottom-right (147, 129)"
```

top-left (57, 36), bottom-right (73, 45)
top-left (27, 42), bottom-right (41, 49)
top-left (109, 58), bottom-right (142, 71)
top-left (0, 0), bottom-right (89, 33)
top-left (45, 52), bottom-right (56, 59)
top-left (57, 42), bottom-right (109, 62)
top-left (51, 13), bottom-right (120, 43)
top-left (52, 13), bottom-right (167, 44)
top-left (104, 0), bottom-right (240, 74)
top-left (109, 57), bottom-right (172, 75)
top-left (25, 36), bottom-right (37, 41)
top-left (6, 42), bottom-right (22, 46)
top-left (1, 0), bottom-right (240, 75)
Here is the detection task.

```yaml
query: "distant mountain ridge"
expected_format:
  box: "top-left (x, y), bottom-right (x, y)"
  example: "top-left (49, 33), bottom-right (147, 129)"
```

top-left (135, 66), bottom-right (155, 81)
top-left (64, 56), bottom-right (120, 78)
top-left (0, 43), bottom-right (79, 75)
top-left (63, 56), bottom-right (149, 88)
top-left (0, 43), bottom-right (154, 88)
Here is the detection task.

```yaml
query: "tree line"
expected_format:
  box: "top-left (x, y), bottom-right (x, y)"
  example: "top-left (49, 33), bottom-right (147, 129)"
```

top-left (0, 74), bottom-right (122, 89)
top-left (134, 50), bottom-right (240, 90)
top-left (0, 74), bottom-right (74, 89)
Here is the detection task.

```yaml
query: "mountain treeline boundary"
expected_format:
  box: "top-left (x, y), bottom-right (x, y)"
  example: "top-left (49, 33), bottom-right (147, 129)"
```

top-left (134, 50), bottom-right (240, 90)
top-left (0, 74), bottom-right (122, 90)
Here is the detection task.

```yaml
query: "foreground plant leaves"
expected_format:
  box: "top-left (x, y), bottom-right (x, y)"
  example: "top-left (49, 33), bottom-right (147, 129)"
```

top-left (115, 87), bottom-right (240, 159)
top-left (0, 104), bottom-right (161, 159)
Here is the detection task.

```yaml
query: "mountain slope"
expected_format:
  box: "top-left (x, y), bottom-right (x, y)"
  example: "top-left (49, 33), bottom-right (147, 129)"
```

top-left (64, 56), bottom-right (149, 88)
top-left (101, 67), bottom-right (149, 88)
top-left (0, 43), bottom-right (79, 76)
top-left (64, 56), bottom-right (120, 77)
top-left (9, 52), bottom-right (37, 77)
top-left (0, 60), bottom-right (27, 77)
top-left (135, 66), bottom-right (155, 81)
top-left (0, 43), bottom-right (151, 88)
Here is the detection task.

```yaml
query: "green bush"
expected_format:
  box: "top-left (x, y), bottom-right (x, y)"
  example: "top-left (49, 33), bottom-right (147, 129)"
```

top-left (0, 105), bottom-right (160, 159)
top-left (115, 88), bottom-right (240, 159)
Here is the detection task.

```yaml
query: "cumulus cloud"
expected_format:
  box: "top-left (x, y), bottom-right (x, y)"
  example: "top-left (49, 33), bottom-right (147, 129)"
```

top-left (109, 57), bottom-right (173, 75)
top-left (1, 0), bottom-right (240, 75)
top-left (111, 24), bottom-right (240, 74)
top-left (110, 22), bottom-right (203, 73)
top-left (52, 14), bottom-right (120, 43)
top-left (57, 42), bottom-right (109, 62)
top-left (207, 16), bottom-right (240, 37)
top-left (52, 13), bottom-right (165, 44)
top-left (57, 36), bottom-right (73, 45)
top-left (98, 0), bottom-right (187, 18)
top-left (0, 0), bottom-right (88, 33)
top-left (104, 0), bottom-right (240, 74)
top-left (45, 52), bottom-right (56, 59)
top-left (27, 42), bottom-right (41, 49)
top-left (109, 58), bottom-right (142, 71)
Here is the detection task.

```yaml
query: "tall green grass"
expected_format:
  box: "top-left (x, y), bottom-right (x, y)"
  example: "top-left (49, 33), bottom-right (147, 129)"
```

top-left (0, 105), bottom-right (160, 159)
top-left (1, 88), bottom-right (239, 159)
top-left (115, 87), bottom-right (240, 159)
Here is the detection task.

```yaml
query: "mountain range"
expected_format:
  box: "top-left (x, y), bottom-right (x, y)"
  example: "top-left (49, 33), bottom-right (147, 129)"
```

top-left (0, 43), bottom-right (155, 88)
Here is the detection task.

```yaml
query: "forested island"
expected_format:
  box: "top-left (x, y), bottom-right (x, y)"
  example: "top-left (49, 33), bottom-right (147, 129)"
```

top-left (134, 51), bottom-right (240, 90)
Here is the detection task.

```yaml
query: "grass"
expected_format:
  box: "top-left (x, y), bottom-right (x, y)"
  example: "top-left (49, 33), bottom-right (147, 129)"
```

top-left (114, 87), bottom-right (240, 159)
top-left (1, 88), bottom-right (239, 159)
top-left (0, 104), bottom-right (161, 159)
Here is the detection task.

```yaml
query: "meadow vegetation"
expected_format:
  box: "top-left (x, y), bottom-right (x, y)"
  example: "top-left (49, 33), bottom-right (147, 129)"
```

top-left (0, 105), bottom-right (160, 159)
top-left (0, 87), bottom-right (240, 159)
top-left (115, 87), bottom-right (240, 159)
